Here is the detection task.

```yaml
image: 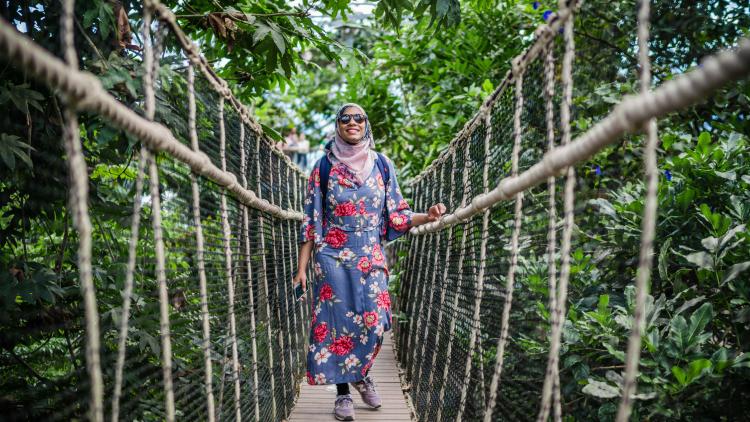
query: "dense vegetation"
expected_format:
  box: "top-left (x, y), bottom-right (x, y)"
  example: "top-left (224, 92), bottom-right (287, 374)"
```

top-left (1, 0), bottom-right (749, 420)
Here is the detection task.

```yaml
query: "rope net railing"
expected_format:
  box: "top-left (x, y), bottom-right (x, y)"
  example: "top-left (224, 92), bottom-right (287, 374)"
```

top-left (392, 0), bottom-right (749, 421)
top-left (0, 1), bottom-right (310, 421)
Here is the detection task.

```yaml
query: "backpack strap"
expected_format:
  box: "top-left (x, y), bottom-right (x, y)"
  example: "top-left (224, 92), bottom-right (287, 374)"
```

top-left (375, 153), bottom-right (390, 233)
top-left (375, 153), bottom-right (390, 188)
top-left (319, 154), bottom-right (332, 220)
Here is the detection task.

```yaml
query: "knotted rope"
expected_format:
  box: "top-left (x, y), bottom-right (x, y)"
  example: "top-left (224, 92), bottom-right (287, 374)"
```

top-left (617, 0), bottom-right (661, 419)
top-left (187, 64), bottom-right (218, 422)
top-left (483, 61), bottom-right (525, 422)
top-left (60, 1), bottom-right (103, 421)
top-left (142, 5), bottom-right (176, 419)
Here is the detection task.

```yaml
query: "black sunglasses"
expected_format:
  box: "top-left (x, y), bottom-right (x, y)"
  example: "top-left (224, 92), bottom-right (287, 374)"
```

top-left (338, 113), bottom-right (367, 124)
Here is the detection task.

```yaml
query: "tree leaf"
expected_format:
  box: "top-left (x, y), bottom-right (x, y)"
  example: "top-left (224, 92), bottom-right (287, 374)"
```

top-left (270, 29), bottom-right (286, 53)
top-left (253, 22), bottom-right (272, 44)
top-left (582, 379), bottom-right (620, 398)
top-left (685, 251), bottom-right (713, 269)
top-left (722, 261), bottom-right (750, 285)
top-left (658, 238), bottom-right (672, 282)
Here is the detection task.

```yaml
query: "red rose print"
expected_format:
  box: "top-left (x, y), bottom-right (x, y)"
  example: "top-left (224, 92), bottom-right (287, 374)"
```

top-left (398, 199), bottom-right (410, 211)
top-left (389, 212), bottom-right (409, 232)
top-left (329, 335), bottom-right (354, 356)
top-left (338, 177), bottom-right (354, 187)
top-left (363, 311), bottom-right (379, 328)
top-left (356, 256), bottom-right (372, 273)
top-left (307, 371), bottom-right (314, 385)
top-left (311, 167), bottom-right (320, 187)
top-left (376, 291), bottom-right (391, 310)
top-left (324, 227), bottom-right (348, 248)
top-left (334, 202), bottom-right (357, 217)
top-left (372, 245), bottom-right (385, 265)
top-left (313, 322), bottom-right (329, 343)
top-left (305, 224), bottom-right (315, 242)
top-left (319, 283), bottom-right (333, 301)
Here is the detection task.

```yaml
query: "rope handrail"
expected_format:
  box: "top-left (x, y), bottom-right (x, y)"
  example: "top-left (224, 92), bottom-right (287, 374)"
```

top-left (0, 15), bottom-right (304, 221)
top-left (410, 0), bottom-right (580, 185)
top-left (146, 0), bottom-right (306, 180)
top-left (409, 36), bottom-right (750, 235)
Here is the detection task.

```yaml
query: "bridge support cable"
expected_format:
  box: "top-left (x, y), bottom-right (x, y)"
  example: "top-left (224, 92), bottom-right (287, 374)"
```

top-left (396, 181), bottom-right (421, 363)
top-left (424, 150), bottom-right (459, 419)
top-left (239, 121), bottom-right (262, 421)
top-left (186, 64), bottom-right (219, 422)
top-left (403, 181), bottom-right (429, 377)
top-left (254, 132), bottom-right (280, 421)
top-left (412, 167), bottom-right (445, 405)
top-left (484, 62), bottom-right (526, 422)
top-left (217, 95), bottom-right (244, 422)
top-left (535, 41), bottom-right (561, 422)
top-left (435, 141), bottom-right (474, 422)
top-left (617, 0), bottom-right (661, 420)
top-left (142, 6), bottom-right (177, 420)
top-left (59, 1), bottom-right (104, 420)
top-left (536, 1), bottom-right (579, 420)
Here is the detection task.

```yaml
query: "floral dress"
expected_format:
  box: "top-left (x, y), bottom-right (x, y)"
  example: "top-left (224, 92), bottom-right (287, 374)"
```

top-left (300, 153), bottom-right (413, 385)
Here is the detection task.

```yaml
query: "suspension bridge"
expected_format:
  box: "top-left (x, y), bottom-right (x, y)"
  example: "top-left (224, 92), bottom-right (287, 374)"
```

top-left (0, 0), bottom-right (748, 420)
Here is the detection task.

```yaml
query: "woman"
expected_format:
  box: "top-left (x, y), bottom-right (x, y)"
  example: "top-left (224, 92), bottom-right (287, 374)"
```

top-left (294, 103), bottom-right (445, 421)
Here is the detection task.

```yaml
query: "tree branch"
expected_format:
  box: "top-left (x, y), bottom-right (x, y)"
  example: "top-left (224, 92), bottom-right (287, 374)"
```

top-left (176, 10), bottom-right (310, 20)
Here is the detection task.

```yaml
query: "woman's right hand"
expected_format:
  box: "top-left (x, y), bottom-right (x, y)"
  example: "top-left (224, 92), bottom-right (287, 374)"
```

top-left (293, 270), bottom-right (307, 292)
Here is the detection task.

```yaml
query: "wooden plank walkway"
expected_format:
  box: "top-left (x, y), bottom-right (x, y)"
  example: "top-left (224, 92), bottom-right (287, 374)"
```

top-left (288, 333), bottom-right (414, 421)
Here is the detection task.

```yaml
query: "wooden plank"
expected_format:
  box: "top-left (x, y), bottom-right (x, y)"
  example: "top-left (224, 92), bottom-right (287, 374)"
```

top-left (287, 333), bottom-right (414, 421)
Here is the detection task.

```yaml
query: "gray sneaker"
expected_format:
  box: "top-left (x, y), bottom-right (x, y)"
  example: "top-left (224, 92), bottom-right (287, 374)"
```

top-left (353, 375), bottom-right (382, 409)
top-left (334, 394), bottom-right (355, 421)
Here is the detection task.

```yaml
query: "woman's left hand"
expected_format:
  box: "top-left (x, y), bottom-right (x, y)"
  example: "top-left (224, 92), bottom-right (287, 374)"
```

top-left (427, 203), bottom-right (447, 222)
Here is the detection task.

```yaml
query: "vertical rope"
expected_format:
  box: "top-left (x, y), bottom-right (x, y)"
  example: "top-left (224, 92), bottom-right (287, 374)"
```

top-left (398, 181), bottom-right (422, 365)
top-left (218, 96), bottom-right (243, 422)
top-left (404, 179), bottom-right (429, 377)
top-left (537, 42), bottom-right (562, 422)
top-left (412, 165), bottom-right (443, 402)
top-left (111, 146), bottom-right (147, 422)
top-left (142, 5), bottom-right (175, 419)
top-left (277, 160), bottom-right (296, 391)
top-left (458, 107), bottom-right (494, 421)
top-left (187, 64), bottom-right (217, 422)
top-left (436, 141), bottom-right (473, 422)
top-left (60, 1), bottom-right (103, 420)
top-left (269, 152), bottom-right (289, 416)
top-left (541, 5), bottom-right (579, 422)
top-left (426, 149), bottom-right (458, 396)
top-left (287, 166), bottom-right (302, 367)
top-left (617, 1), bottom-right (660, 419)
top-left (239, 121), bottom-right (261, 421)
top-left (255, 136), bottom-right (278, 421)
top-left (484, 64), bottom-right (526, 422)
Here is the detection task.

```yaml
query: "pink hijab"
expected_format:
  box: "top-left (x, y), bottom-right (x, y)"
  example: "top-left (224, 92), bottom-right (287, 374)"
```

top-left (329, 103), bottom-right (376, 185)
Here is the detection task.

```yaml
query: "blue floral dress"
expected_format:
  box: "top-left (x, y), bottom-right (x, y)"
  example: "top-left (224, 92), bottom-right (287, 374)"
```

top-left (300, 152), bottom-right (413, 385)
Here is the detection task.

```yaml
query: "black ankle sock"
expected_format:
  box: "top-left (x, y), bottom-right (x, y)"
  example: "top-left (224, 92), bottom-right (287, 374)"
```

top-left (336, 383), bottom-right (350, 395)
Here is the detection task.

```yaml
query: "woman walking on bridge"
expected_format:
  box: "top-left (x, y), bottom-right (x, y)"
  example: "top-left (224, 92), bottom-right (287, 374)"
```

top-left (294, 103), bottom-right (445, 421)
